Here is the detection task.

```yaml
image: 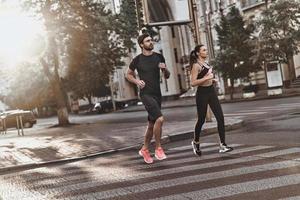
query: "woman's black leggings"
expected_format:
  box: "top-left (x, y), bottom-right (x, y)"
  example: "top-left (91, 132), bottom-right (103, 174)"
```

top-left (194, 85), bottom-right (225, 144)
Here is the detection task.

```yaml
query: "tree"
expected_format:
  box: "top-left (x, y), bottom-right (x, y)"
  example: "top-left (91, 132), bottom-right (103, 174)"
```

top-left (22, 0), bottom-right (77, 125)
top-left (214, 7), bottom-right (260, 99)
top-left (254, 0), bottom-right (300, 83)
top-left (64, 1), bottom-right (125, 107)
top-left (118, 0), bottom-right (158, 52)
top-left (118, 0), bottom-right (139, 52)
top-left (22, 0), bottom-right (125, 125)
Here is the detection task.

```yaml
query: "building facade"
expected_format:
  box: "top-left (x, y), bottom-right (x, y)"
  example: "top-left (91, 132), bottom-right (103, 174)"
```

top-left (196, 0), bottom-right (300, 94)
top-left (108, 0), bottom-right (195, 103)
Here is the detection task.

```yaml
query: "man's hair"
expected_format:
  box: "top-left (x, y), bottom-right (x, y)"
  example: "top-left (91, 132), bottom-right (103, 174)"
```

top-left (137, 33), bottom-right (151, 46)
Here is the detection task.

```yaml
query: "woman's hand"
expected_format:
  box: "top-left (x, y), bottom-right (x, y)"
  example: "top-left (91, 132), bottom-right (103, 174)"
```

top-left (204, 69), bottom-right (214, 81)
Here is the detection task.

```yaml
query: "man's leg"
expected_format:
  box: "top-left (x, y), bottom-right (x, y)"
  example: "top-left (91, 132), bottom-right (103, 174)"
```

top-left (139, 121), bottom-right (155, 164)
top-left (153, 116), bottom-right (164, 149)
top-left (153, 116), bottom-right (167, 160)
top-left (142, 121), bottom-right (154, 150)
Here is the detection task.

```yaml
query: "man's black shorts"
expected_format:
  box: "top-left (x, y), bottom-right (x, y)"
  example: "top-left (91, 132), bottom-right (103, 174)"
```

top-left (140, 94), bottom-right (162, 122)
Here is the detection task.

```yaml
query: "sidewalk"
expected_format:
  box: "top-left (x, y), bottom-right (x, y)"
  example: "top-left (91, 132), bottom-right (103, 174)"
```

top-left (0, 115), bottom-right (243, 172)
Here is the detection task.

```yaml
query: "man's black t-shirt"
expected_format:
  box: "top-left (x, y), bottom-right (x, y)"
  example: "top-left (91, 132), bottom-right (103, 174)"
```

top-left (129, 52), bottom-right (165, 96)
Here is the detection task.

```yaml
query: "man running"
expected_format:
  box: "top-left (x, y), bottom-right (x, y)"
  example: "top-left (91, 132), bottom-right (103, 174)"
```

top-left (126, 33), bottom-right (170, 164)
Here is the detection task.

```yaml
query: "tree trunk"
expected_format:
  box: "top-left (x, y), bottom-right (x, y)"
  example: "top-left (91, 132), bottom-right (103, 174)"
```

top-left (230, 78), bottom-right (234, 100)
top-left (40, 58), bottom-right (70, 126)
top-left (53, 77), bottom-right (70, 125)
top-left (40, 0), bottom-right (70, 126)
top-left (57, 107), bottom-right (69, 125)
top-left (287, 55), bottom-right (296, 83)
top-left (87, 95), bottom-right (93, 111)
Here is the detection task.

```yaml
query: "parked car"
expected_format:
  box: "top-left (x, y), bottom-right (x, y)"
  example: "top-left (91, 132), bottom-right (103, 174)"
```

top-left (93, 100), bottom-right (113, 113)
top-left (0, 110), bottom-right (37, 129)
top-left (93, 100), bottom-right (125, 114)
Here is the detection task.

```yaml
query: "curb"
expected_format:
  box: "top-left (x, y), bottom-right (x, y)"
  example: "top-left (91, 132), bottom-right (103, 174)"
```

top-left (0, 120), bottom-right (244, 173)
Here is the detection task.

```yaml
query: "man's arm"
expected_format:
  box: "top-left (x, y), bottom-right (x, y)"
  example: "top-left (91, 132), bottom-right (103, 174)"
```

top-left (158, 63), bottom-right (170, 79)
top-left (126, 67), bottom-right (145, 88)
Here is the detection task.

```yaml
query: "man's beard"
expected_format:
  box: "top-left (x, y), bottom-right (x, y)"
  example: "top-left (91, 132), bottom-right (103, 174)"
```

top-left (144, 44), bottom-right (154, 51)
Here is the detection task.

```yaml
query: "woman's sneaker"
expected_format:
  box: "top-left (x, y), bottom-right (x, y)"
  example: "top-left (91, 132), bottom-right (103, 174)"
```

top-left (191, 141), bottom-right (202, 156)
top-left (219, 143), bottom-right (233, 153)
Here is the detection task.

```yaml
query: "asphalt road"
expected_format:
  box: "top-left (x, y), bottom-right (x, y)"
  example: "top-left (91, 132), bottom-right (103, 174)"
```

top-left (0, 96), bottom-right (299, 199)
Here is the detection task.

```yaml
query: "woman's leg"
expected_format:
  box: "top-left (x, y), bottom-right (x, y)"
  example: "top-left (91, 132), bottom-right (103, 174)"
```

top-left (208, 90), bottom-right (225, 144)
top-left (194, 91), bottom-right (209, 142)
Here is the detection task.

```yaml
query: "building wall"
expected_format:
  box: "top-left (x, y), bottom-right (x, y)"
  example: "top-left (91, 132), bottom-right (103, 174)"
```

top-left (196, 0), bottom-right (300, 92)
top-left (112, 58), bottom-right (138, 102)
top-left (106, 0), bottom-right (196, 101)
top-left (294, 54), bottom-right (300, 78)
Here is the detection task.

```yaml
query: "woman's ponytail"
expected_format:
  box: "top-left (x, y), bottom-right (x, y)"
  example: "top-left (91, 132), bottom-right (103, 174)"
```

top-left (189, 50), bottom-right (197, 69)
top-left (189, 44), bottom-right (204, 69)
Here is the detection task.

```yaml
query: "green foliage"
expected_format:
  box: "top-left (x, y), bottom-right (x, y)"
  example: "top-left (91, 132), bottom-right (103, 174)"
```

top-left (118, 0), bottom-right (139, 51)
top-left (19, 0), bottom-right (125, 104)
top-left (214, 6), bottom-right (260, 80)
top-left (1, 62), bottom-right (54, 110)
top-left (64, 1), bottom-right (125, 100)
top-left (118, 0), bottom-right (158, 51)
top-left (254, 0), bottom-right (300, 63)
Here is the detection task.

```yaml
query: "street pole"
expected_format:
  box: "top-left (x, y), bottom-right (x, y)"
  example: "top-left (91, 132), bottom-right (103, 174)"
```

top-left (191, 0), bottom-right (201, 44)
top-left (135, 0), bottom-right (142, 31)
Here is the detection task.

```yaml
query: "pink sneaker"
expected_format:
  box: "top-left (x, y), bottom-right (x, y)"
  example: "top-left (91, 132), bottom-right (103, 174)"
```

top-left (155, 147), bottom-right (167, 160)
top-left (139, 149), bottom-right (153, 164)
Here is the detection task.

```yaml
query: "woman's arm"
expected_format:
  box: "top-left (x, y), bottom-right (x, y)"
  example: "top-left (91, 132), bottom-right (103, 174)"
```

top-left (191, 63), bottom-right (214, 87)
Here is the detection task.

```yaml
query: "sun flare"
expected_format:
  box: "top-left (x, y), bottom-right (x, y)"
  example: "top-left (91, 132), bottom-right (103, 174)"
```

top-left (0, 2), bottom-right (46, 68)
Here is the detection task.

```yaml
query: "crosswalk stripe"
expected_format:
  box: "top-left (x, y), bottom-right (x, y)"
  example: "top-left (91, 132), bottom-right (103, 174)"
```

top-left (236, 108), bottom-right (294, 113)
top-left (150, 174), bottom-right (300, 200)
top-left (225, 112), bottom-right (267, 116)
top-left (221, 184), bottom-right (300, 200)
top-left (168, 142), bottom-right (217, 151)
top-left (256, 148), bottom-right (300, 158)
top-left (0, 181), bottom-right (47, 200)
top-left (260, 104), bottom-right (300, 109)
top-left (279, 196), bottom-right (300, 200)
